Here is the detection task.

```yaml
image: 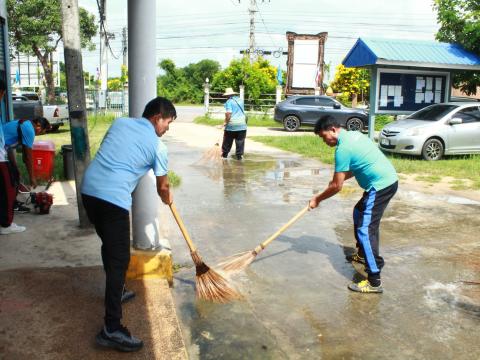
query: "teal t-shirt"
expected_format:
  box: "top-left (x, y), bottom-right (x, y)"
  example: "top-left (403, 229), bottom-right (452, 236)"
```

top-left (224, 96), bottom-right (247, 131)
top-left (335, 129), bottom-right (398, 191)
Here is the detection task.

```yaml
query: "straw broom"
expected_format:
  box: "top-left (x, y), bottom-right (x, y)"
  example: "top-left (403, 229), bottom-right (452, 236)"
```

top-left (169, 203), bottom-right (241, 303)
top-left (217, 206), bottom-right (310, 273)
top-left (200, 127), bottom-right (224, 163)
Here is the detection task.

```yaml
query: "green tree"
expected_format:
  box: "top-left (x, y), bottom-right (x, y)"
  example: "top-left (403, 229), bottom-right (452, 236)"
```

top-left (7, 0), bottom-right (97, 103)
top-left (211, 57), bottom-right (277, 107)
top-left (330, 64), bottom-right (370, 106)
top-left (433, 0), bottom-right (480, 95)
top-left (157, 59), bottom-right (221, 103)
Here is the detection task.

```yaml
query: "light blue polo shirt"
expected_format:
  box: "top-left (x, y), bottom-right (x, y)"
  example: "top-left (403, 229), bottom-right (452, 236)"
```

top-left (81, 117), bottom-right (168, 210)
top-left (3, 120), bottom-right (35, 149)
top-left (225, 96), bottom-right (247, 131)
top-left (335, 129), bottom-right (398, 191)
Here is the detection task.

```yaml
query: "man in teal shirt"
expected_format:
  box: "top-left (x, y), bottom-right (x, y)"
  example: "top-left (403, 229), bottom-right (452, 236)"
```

top-left (309, 115), bottom-right (398, 293)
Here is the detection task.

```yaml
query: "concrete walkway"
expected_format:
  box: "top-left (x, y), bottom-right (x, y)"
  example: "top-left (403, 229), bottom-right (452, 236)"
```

top-left (0, 181), bottom-right (187, 359)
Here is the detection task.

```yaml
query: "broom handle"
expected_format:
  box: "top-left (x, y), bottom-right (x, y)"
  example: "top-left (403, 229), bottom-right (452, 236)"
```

top-left (260, 206), bottom-right (309, 249)
top-left (169, 203), bottom-right (197, 252)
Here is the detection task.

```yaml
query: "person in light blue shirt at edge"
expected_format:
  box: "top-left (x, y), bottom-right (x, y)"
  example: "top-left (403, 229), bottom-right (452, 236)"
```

top-left (3, 117), bottom-right (50, 191)
top-left (0, 79), bottom-right (27, 235)
top-left (309, 115), bottom-right (398, 294)
top-left (81, 97), bottom-right (176, 352)
top-left (221, 87), bottom-right (247, 160)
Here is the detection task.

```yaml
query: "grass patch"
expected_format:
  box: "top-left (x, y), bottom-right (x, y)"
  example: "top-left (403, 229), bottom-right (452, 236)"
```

top-left (194, 114), bottom-right (278, 127)
top-left (415, 175), bottom-right (442, 183)
top-left (251, 135), bottom-right (480, 189)
top-left (168, 171), bottom-right (181, 187)
top-left (251, 135), bottom-right (334, 164)
top-left (16, 114), bottom-right (181, 186)
top-left (375, 114), bottom-right (395, 131)
top-left (449, 179), bottom-right (469, 191)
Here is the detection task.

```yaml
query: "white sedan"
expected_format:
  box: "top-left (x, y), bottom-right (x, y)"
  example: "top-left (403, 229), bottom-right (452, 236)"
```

top-left (378, 102), bottom-right (480, 160)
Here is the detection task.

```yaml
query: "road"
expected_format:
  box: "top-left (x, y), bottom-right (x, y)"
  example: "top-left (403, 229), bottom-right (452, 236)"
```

top-left (162, 120), bottom-right (480, 360)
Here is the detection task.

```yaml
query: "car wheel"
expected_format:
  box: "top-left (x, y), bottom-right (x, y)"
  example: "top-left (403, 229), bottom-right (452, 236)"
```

top-left (283, 115), bottom-right (300, 132)
top-left (421, 138), bottom-right (444, 161)
top-left (345, 117), bottom-right (364, 131)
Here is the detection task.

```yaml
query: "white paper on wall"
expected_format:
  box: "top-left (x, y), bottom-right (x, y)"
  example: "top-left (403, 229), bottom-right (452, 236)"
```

top-left (416, 77), bottom-right (425, 90)
top-left (415, 92), bottom-right (424, 103)
top-left (426, 77), bottom-right (433, 90)
top-left (425, 91), bottom-right (434, 103)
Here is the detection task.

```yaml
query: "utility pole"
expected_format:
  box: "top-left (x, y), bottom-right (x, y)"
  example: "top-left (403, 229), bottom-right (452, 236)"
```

top-left (122, 26), bottom-right (128, 68)
top-left (248, 0), bottom-right (257, 63)
top-left (60, 0), bottom-right (91, 227)
top-left (99, 0), bottom-right (108, 92)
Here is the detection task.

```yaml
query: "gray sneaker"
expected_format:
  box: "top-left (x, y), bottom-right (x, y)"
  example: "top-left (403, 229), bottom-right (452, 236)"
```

top-left (96, 325), bottom-right (143, 352)
top-left (0, 223), bottom-right (26, 235)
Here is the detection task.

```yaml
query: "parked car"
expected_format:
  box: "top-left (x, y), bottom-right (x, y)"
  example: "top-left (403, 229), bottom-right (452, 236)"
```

top-left (274, 95), bottom-right (368, 132)
top-left (42, 103), bottom-right (69, 131)
top-left (12, 95), bottom-right (44, 120)
top-left (12, 92), bottom-right (69, 131)
top-left (378, 102), bottom-right (480, 161)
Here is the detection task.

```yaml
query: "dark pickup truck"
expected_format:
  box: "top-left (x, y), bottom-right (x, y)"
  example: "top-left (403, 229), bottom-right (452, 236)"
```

top-left (12, 94), bottom-right (44, 120)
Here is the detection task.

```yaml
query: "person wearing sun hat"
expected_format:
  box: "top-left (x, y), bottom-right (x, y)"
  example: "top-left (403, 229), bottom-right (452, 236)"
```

top-left (222, 87), bottom-right (247, 160)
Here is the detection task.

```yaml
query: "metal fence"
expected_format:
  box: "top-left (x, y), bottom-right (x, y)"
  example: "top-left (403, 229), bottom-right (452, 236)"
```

top-left (205, 86), bottom-right (284, 118)
top-left (85, 89), bottom-right (128, 117)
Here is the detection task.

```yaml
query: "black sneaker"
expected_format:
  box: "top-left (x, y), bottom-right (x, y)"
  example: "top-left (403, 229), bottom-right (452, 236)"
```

top-left (96, 325), bottom-right (143, 352)
top-left (346, 253), bottom-right (365, 265)
top-left (13, 202), bottom-right (30, 213)
top-left (121, 287), bottom-right (135, 303)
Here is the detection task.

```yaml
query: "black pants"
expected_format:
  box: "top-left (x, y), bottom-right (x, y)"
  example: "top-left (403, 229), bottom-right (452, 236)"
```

top-left (353, 181), bottom-right (398, 284)
top-left (0, 162), bottom-right (16, 227)
top-left (222, 130), bottom-right (246, 159)
top-left (82, 194), bottom-right (130, 330)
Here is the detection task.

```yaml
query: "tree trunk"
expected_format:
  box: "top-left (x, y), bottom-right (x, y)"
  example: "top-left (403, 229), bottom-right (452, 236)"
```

top-left (32, 46), bottom-right (56, 104)
top-left (351, 93), bottom-right (358, 108)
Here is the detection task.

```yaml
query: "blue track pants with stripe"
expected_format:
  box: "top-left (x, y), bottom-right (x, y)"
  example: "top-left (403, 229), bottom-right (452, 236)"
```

top-left (353, 181), bottom-right (398, 283)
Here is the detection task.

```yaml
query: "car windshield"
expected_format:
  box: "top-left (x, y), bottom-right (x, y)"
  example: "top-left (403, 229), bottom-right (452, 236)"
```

top-left (407, 104), bottom-right (458, 121)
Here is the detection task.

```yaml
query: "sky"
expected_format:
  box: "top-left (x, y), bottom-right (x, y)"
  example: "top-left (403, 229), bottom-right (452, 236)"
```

top-left (75, 0), bottom-right (440, 81)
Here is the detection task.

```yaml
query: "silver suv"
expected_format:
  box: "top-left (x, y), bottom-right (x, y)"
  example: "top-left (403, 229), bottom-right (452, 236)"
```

top-left (378, 102), bottom-right (480, 160)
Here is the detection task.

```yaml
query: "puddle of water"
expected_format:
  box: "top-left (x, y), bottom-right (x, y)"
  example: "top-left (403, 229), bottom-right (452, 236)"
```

top-left (166, 140), bottom-right (480, 360)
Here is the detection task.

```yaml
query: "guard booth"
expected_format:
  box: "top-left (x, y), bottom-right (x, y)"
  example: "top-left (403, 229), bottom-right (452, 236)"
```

top-left (342, 38), bottom-right (480, 139)
top-left (0, 0), bottom-right (12, 124)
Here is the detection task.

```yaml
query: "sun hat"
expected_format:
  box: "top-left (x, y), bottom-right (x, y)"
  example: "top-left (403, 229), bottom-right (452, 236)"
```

top-left (223, 87), bottom-right (238, 96)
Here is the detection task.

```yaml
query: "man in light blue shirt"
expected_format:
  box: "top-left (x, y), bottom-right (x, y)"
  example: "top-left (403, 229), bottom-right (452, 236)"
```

top-left (309, 115), bottom-right (398, 294)
top-left (221, 87), bottom-right (247, 160)
top-left (0, 79), bottom-right (27, 235)
top-left (3, 117), bottom-right (50, 191)
top-left (81, 97), bottom-right (176, 352)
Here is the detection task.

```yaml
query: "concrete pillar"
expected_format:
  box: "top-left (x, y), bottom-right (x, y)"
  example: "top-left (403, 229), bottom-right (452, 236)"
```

top-left (276, 85), bottom-right (282, 104)
top-left (128, 0), bottom-right (160, 249)
top-left (239, 85), bottom-right (245, 102)
top-left (368, 66), bottom-right (378, 140)
top-left (204, 78), bottom-right (210, 115)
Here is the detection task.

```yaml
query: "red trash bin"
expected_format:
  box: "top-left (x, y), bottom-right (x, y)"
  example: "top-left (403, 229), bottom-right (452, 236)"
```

top-left (32, 140), bottom-right (56, 181)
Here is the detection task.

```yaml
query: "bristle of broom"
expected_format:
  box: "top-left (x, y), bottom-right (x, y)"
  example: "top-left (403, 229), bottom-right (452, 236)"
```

top-left (217, 245), bottom-right (264, 273)
top-left (200, 144), bottom-right (222, 164)
top-left (191, 250), bottom-right (241, 303)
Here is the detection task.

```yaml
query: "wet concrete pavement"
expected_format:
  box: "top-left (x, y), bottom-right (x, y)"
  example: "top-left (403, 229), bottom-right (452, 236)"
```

top-left (163, 135), bottom-right (480, 359)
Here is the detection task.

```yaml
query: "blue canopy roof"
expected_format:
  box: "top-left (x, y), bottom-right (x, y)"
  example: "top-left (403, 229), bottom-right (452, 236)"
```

top-left (342, 38), bottom-right (480, 70)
